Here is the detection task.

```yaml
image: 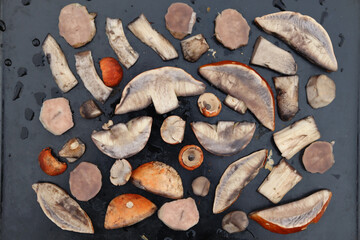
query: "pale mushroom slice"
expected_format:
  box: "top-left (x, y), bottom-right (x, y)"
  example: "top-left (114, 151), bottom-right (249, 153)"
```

top-left (91, 116), bottom-right (152, 159)
top-left (306, 75), bottom-right (336, 109)
top-left (42, 34), bottom-right (78, 93)
top-left (191, 121), bottom-right (256, 156)
top-left (224, 95), bottom-right (247, 114)
top-left (160, 115), bottom-right (186, 144)
top-left (197, 93), bottom-right (222, 117)
top-left (192, 176), bottom-right (210, 197)
top-left (165, 2), bottom-right (196, 40)
top-left (181, 34), bottom-right (209, 62)
top-left (110, 159), bottom-right (132, 186)
top-left (59, 3), bottom-right (96, 48)
top-left (59, 138), bottom-right (86, 163)
top-left (115, 67), bottom-right (205, 115)
top-left (213, 149), bottom-right (267, 214)
top-left (79, 99), bottom-right (103, 119)
top-left (105, 18), bottom-right (139, 69)
top-left (128, 14), bottom-right (178, 61)
top-left (222, 211), bottom-right (249, 233)
top-left (250, 36), bottom-right (297, 75)
top-left (255, 11), bottom-right (338, 71)
top-left (302, 141), bottom-right (335, 174)
top-left (75, 51), bottom-right (113, 103)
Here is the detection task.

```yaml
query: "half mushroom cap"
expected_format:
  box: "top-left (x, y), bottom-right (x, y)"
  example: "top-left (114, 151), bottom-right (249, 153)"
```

top-left (91, 116), bottom-right (153, 159)
top-left (160, 115), bottom-right (186, 145)
top-left (191, 121), bottom-right (256, 156)
top-left (165, 2), bottom-right (196, 40)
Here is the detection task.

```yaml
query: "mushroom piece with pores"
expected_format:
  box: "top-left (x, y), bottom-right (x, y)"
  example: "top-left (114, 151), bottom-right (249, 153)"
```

top-left (302, 141), bottom-right (335, 174)
top-left (192, 176), bottom-right (210, 197)
top-left (222, 211), bottom-right (249, 233)
top-left (306, 75), bottom-right (336, 109)
top-left (110, 159), bottom-right (132, 186)
top-left (59, 138), bottom-right (85, 163)
top-left (165, 2), bottom-right (196, 40)
top-left (160, 116), bottom-right (185, 145)
top-left (197, 93), bottom-right (222, 117)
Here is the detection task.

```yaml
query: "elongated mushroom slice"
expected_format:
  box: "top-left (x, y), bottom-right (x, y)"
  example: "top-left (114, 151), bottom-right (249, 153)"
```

top-left (79, 99), bottom-right (103, 119)
top-left (59, 138), bottom-right (85, 163)
top-left (91, 116), bottom-right (152, 159)
top-left (302, 141), bottom-right (335, 174)
top-left (128, 14), bottom-right (178, 61)
top-left (258, 159), bottom-right (302, 204)
top-left (115, 67), bottom-right (205, 115)
top-left (213, 149), bottom-right (267, 214)
top-left (110, 159), bottom-right (132, 186)
top-left (306, 75), bottom-right (336, 109)
top-left (249, 190), bottom-right (332, 234)
top-left (75, 51), bottom-right (113, 103)
top-left (104, 193), bottom-right (157, 229)
top-left (42, 34), bottom-right (78, 92)
top-left (32, 183), bottom-right (94, 234)
top-left (250, 36), bottom-right (297, 75)
top-left (191, 121), bottom-right (255, 156)
top-left (224, 95), bottom-right (247, 114)
top-left (181, 34), bottom-right (209, 62)
top-left (165, 3), bottom-right (196, 40)
top-left (199, 61), bottom-right (275, 130)
top-left (273, 75), bottom-right (299, 121)
top-left (131, 161), bottom-right (183, 199)
top-left (273, 116), bottom-right (321, 160)
top-left (160, 115), bottom-right (186, 144)
top-left (255, 11), bottom-right (337, 71)
top-left (105, 18), bottom-right (139, 69)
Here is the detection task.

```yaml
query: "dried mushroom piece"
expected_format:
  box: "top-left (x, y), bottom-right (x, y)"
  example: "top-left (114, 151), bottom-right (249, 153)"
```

top-left (306, 75), bottom-right (336, 109)
top-left (110, 159), bottom-right (132, 186)
top-left (59, 138), bottom-right (85, 163)
top-left (222, 211), bottom-right (249, 233)
top-left (224, 95), bottom-right (247, 114)
top-left (79, 100), bottom-right (103, 119)
top-left (165, 3), bottom-right (196, 40)
top-left (181, 34), bottom-right (209, 62)
top-left (160, 115), bottom-right (186, 145)
top-left (302, 141), bottom-right (335, 174)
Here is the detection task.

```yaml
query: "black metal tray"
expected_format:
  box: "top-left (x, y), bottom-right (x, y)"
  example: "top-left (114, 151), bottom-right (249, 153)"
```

top-left (1, 0), bottom-right (359, 239)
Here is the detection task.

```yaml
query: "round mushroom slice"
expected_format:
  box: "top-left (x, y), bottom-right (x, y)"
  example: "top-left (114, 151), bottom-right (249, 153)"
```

top-left (110, 159), bottom-right (132, 186)
top-left (222, 211), bottom-right (249, 233)
top-left (165, 2), bottom-right (196, 40)
top-left (192, 176), bottom-right (210, 197)
top-left (160, 116), bottom-right (186, 145)
top-left (302, 141), bottom-right (335, 174)
top-left (178, 145), bottom-right (204, 171)
top-left (306, 75), bottom-right (336, 109)
top-left (197, 93), bottom-right (222, 117)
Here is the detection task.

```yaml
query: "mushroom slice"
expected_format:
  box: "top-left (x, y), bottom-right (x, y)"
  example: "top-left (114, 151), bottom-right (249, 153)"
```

top-left (115, 67), bottom-right (205, 115)
top-left (160, 115), bottom-right (186, 144)
top-left (128, 14), bottom-right (178, 61)
top-left (38, 147), bottom-right (67, 176)
top-left (254, 11), bottom-right (337, 71)
top-left (302, 141), bottom-right (335, 174)
top-left (178, 145), bottom-right (204, 171)
top-left (306, 75), bottom-right (336, 109)
top-left (273, 116), bottom-right (321, 160)
top-left (32, 182), bottom-right (94, 234)
top-left (224, 95), bottom-right (247, 114)
top-left (215, 9), bottom-right (250, 50)
top-left (249, 190), bottom-right (332, 234)
top-left (222, 211), bottom-right (249, 233)
top-left (197, 93), bottom-right (222, 117)
top-left (58, 3), bottom-right (96, 48)
top-left (104, 193), bottom-right (157, 229)
top-left (79, 99), bottom-right (103, 119)
top-left (42, 34), bottom-right (78, 93)
top-left (199, 61), bottom-right (275, 131)
top-left (165, 3), bottom-right (196, 40)
top-left (59, 138), bottom-right (86, 163)
top-left (181, 34), bottom-right (209, 62)
top-left (91, 116), bottom-right (152, 159)
top-left (110, 159), bottom-right (132, 186)
top-left (192, 176), bottom-right (210, 197)
top-left (213, 149), bottom-right (267, 214)
top-left (250, 36), bottom-right (297, 75)
top-left (131, 161), bottom-right (183, 199)
top-left (273, 75), bottom-right (299, 121)
top-left (105, 18), bottom-right (139, 69)
top-left (191, 121), bottom-right (255, 156)
top-left (75, 51), bottom-right (113, 103)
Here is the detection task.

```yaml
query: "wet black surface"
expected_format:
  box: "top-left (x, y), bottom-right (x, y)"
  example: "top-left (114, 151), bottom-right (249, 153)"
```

top-left (0, 0), bottom-right (360, 240)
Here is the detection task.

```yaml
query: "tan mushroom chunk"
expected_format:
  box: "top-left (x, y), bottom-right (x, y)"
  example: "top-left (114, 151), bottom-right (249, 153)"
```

top-left (224, 95), bottom-right (247, 114)
top-left (302, 141), bottom-right (335, 174)
top-left (79, 99), bottom-right (103, 119)
top-left (197, 93), bottom-right (222, 117)
top-left (59, 138), bottom-right (86, 163)
top-left (222, 211), bottom-right (249, 233)
top-left (160, 115), bottom-right (186, 144)
top-left (192, 176), bottom-right (210, 197)
top-left (110, 159), bottom-right (132, 186)
top-left (165, 3), bottom-right (196, 40)
top-left (181, 34), bottom-right (209, 62)
top-left (306, 75), bottom-right (336, 109)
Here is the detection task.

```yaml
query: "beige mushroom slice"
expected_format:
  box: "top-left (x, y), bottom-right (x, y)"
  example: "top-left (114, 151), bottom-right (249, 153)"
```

top-left (181, 34), bottom-right (209, 62)
top-left (105, 18), bottom-right (139, 69)
top-left (32, 182), bottom-right (94, 234)
top-left (58, 3), bottom-right (96, 48)
top-left (192, 176), bottom-right (210, 197)
top-left (213, 149), bottom-right (267, 214)
top-left (255, 11), bottom-right (338, 71)
top-left (222, 211), bottom-right (249, 233)
top-left (59, 138), bottom-right (86, 163)
top-left (191, 121), bottom-right (255, 156)
top-left (42, 34), bottom-right (78, 93)
top-left (91, 116), bottom-right (152, 159)
top-left (306, 75), bottom-right (336, 109)
top-left (165, 3), bottom-right (196, 40)
top-left (128, 14), bottom-right (178, 61)
top-left (250, 36), bottom-right (297, 75)
top-left (302, 141), bottom-right (335, 174)
top-left (197, 93), bottom-right (222, 117)
top-left (215, 9), bottom-right (250, 50)
top-left (79, 99), bottom-right (103, 119)
top-left (115, 67), bottom-right (205, 115)
top-left (224, 95), bottom-right (247, 114)
top-left (160, 115), bottom-right (186, 144)
top-left (110, 159), bottom-right (132, 186)
top-left (102, 120), bottom-right (114, 130)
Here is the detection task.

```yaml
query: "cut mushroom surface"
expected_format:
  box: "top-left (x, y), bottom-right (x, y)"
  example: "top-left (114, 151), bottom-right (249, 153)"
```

top-left (91, 116), bottom-right (152, 159)
top-left (59, 138), bottom-right (86, 163)
top-left (160, 115), bottom-right (186, 144)
top-left (224, 95), bottom-right (247, 114)
top-left (255, 11), bottom-right (338, 71)
top-left (191, 121), bottom-right (255, 156)
top-left (192, 176), bottom-right (210, 197)
top-left (79, 99), bottom-right (103, 119)
top-left (115, 67), bottom-right (205, 115)
top-left (181, 34), bottom-right (209, 62)
top-left (42, 34), bottom-right (78, 93)
top-left (128, 14), bottom-right (178, 61)
top-left (197, 93), bottom-right (222, 117)
top-left (178, 145), bottom-right (204, 171)
top-left (110, 159), bottom-right (132, 186)
top-left (222, 211), bottom-right (249, 233)
top-left (165, 2), bottom-right (196, 40)
top-left (302, 141), bottom-right (335, 174)
top-left (306, 75), bottom-right (336, 109)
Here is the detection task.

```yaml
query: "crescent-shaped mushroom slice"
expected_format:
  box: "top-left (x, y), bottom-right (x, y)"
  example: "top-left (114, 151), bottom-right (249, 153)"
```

top-left (249, 190), bottom-right (332, 234)
top-left (115, 67), bottom-right (206, 115)
top-left (91, 116), bottom-right (152, 159)
top-left (213, 150), bottom-right (267, 214)
top-left (199, 61), bottom-right (275, 130)
top-left (191, 121), bottom-right (255, 156)
top-left (254, 11), bottom-right (338, 72)
top-left (32, 183), bottom-right (94, 234)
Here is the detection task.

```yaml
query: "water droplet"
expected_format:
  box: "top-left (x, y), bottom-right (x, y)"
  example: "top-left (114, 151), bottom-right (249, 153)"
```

top-left (190, 0), bottom-right (195, 4)
top-left (17, 67), bottom-right (27, 77)
top-left (340, 68), bottom-right (344, 72)
top-left (13, 82), bottom-right (23, 100)
top-left (338, 33), bottom-right (345, 47)
top-left (32, 38), bottom-right (40, 47)
top-left (25, 108), bottom-right (34, 121)
top-left (20, 127), bottom-right (28, 139)
top-left (51, 87), bottom-right (62, 98)
top-left (4, 59), bottom-right (12, 66)
top-left (34, 92), bottom-right (46, 105)
top-left (272, 0), bottom-right (286, 11)
top-left (319, 0), bottom-right (325, 5)
top-left (32, 53), bottom-right (45, 67)
top-left (186, 229), bottom-right (196, 238)
top-left (196, 17), bottom-right (201, 23)
top-left (22, 0), bottom-right (31, 6)
top-left (0, 20), bottom-right (6, 32)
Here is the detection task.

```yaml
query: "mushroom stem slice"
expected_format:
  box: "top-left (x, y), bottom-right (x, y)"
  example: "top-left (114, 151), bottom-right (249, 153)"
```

top-left (181, 34), bottom-right (209, 62)
top-left (79, 99), bottom-right (103, 119)
top-left (224, 95), bottom-right (247, 114)
top-left (222, 211), bottom-right (249, 233)
top-left (306, 75), bottom-right (336, 109)
top-left (254, 11), bottom-right (337, 71)
top-left (128, 14), bottom-right (178, 61)
top-left (192, 176), bottom-right (210, 197)
top-left (105, 18), bottom-right (139, 69)
top-left (165, 3), bottom-right (196, 40)
top-left (160, 115), bottom-right (186, 144)
top-left (197, 93), bottom-right (222, 117)
top-left (42, 34), bottom-right (78, 93)
top-left (75, 51), bottom-right (113, 103)
top-left (302, 141), bottom-right (335, 174)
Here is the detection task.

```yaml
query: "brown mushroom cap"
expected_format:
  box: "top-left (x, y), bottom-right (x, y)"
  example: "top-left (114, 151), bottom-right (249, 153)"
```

top-left (165, 3), bottom-right (196, 40)
top-left (302, 141), bottom-right (334, 174)
top-left (191, 176), bottom-right (210, 197)
top-left (197, 93), bottom-right (222, 117)
top-left (110, 159), bottom-right (132, 186)
top-left (222, 211), bottom-right (249, 233)
top-left (160, 115), bottom-right (186, 144)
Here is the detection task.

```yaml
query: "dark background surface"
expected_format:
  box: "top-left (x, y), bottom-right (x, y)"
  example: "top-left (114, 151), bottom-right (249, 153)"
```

top-left (0, 0), bottom-right (359, 239)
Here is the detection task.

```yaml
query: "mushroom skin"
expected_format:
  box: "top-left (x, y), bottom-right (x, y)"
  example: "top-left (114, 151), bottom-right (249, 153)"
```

top-left (302, 141), bottom-right (335, 174)
top-left (165, 3), bottom-right (196, 40)
top-left (38, 147), bottom-right (67, 176)
top-left (181, 34), bottom-right (209, 62)
top-left (160, 115), bottom-right (186, 145)
top-left (306, 75), bottom-right (336, 109)
top-left (192, 176), bottom-right (210, 197)
top-left (222, 211), bottom-right (249, 233)
top-left (79, 100), bottom-right (103, 119)
top-left (110, 159), bottom-right (132, 186)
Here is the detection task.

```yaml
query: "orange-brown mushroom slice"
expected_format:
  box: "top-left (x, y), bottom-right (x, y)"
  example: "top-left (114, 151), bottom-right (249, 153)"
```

top-left (165, 2), bottom-right (196, 40)
top-left (178, 145), bottom-right (204, 171)
top-left (104, 193), bottom-right (157, 229)
top-left (38, 147), bottom-right (67, 176)
top-left (160, 115), bottom-right (186, 145)
top-left (302, 141), bottom-right (335, 174)
top-left (197, 93), bottom-right (222, 117)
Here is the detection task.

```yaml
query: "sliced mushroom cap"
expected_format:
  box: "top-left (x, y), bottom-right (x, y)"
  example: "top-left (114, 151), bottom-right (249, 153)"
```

top-left (79, 99), bottom-right (103, 119)
top-left (302, 141), bottom-right (335, 174)
top-left (59, 138), bottom-right (86, 163)
top-left (255, 11), bottom-right (337, 71)
top-left (306, 75), bottom-right (336, 109)
top-left (91, 116), bottom-right (152, 159)
top-left (160, 115), bottom-right (186, 144)
top-left (178, 145), bottom-right (204, 171)
top-left (191, 121), bottom-right (255, 156)
top-left (181, 34), bottom-right (209, 62)
top-left (192, 176), bottom-right (210, 197)
top-left (115, 67), bottom-right (205, 115)
top-left (222, 211), bottom-right (249, 233)
top-left (58, 3), bottom-right (96, 48)
top-left (224, 95), bottom-right (247, 114)
top-left (197, 93), bottom-right (222, 117)
top-left (110, 159), bottom-right (132, 186)
top-left (165, 3), bottom-right (196, 40)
